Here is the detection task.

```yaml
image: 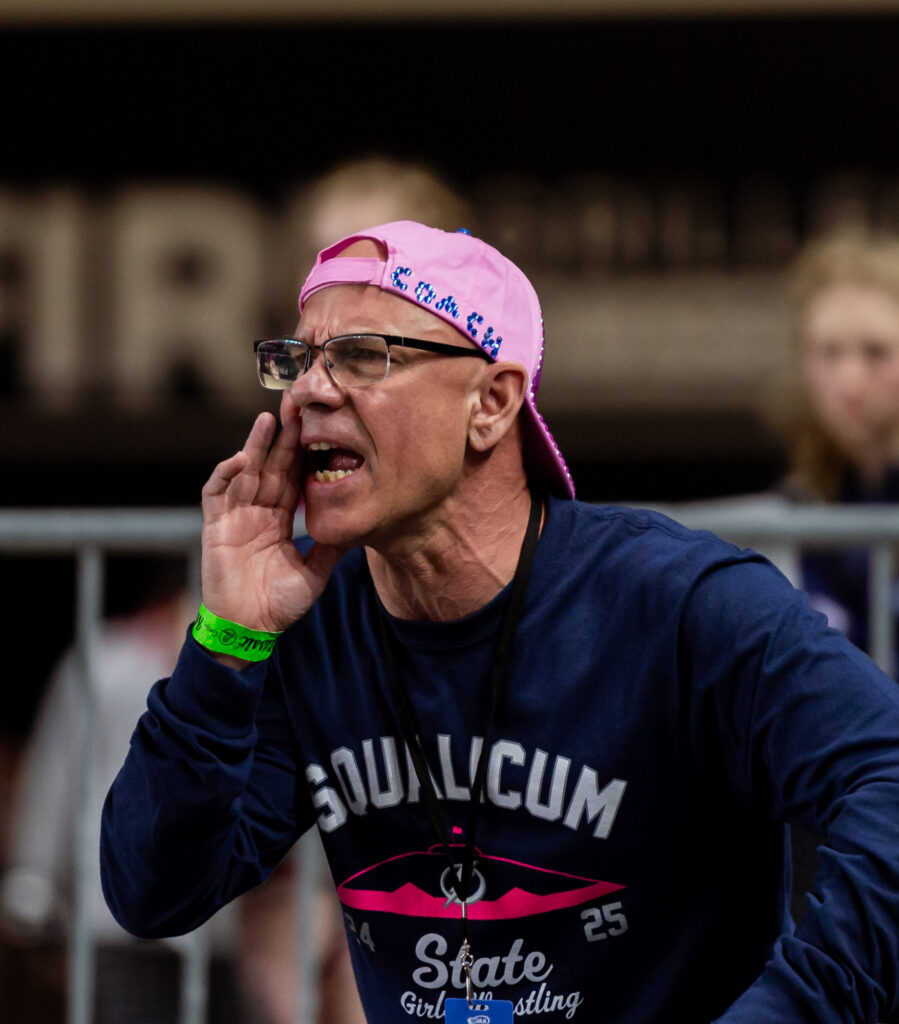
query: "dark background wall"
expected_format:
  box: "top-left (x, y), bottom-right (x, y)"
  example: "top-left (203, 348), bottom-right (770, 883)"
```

top-left (3, 16), bottom-right (897, 186)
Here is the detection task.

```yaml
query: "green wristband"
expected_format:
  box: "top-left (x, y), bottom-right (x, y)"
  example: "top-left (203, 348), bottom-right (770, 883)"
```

top-left (192, 604), bottom-right (283, 662)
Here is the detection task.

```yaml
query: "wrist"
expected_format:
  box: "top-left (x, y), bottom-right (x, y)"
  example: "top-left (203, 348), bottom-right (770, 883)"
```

top-left (192, 604), bottom-right (283, 662)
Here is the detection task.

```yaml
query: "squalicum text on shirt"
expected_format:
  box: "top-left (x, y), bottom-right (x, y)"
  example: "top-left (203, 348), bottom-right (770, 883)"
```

top-left (305, 734), bottom-right (627, 839)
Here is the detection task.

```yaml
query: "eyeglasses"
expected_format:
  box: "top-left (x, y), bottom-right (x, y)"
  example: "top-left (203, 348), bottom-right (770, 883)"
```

top-left (253, 334), bottom-right (492, 390)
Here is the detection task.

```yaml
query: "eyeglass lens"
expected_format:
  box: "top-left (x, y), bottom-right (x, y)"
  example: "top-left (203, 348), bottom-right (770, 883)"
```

top-left (256, 336), bottom-right (391, 390)
top-left (256, 342), bottom-right (306, 390)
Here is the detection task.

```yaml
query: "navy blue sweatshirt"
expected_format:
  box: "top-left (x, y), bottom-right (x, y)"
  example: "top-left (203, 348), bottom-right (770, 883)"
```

top-left (101, 499), bottom-right (899, 1022)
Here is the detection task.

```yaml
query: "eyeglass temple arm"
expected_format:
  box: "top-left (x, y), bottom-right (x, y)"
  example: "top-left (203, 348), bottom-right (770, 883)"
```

top-left (393, 338), bottom-right (493, 361)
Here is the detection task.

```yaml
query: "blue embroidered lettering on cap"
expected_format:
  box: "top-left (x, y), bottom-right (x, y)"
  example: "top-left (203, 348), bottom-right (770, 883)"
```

top-left (435, 295), bottom-right (460, 319)
top-left (480, 326), bottom-right (502, 358)
top-left (415, 281), bottom-right (437, 305)
top-left (466, 312), bottom-right (484, 338)
top-left (391, 267), bottom-right (411, 292)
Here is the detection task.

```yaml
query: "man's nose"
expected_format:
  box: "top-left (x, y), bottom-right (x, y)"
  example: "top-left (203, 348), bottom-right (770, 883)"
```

top-left (288, 348), bottom-right (343, 406)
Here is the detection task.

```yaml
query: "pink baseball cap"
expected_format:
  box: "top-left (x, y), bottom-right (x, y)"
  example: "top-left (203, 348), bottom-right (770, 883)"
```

top-left (298, 220), bottom-right (575, 499)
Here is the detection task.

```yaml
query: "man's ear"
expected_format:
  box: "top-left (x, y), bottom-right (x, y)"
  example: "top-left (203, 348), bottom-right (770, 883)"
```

top-left (468, 361), bottom-right (529, 452)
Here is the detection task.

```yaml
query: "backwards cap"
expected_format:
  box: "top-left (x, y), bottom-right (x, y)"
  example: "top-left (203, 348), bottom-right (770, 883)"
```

top-left (298, 220), bottom-right (574, 499)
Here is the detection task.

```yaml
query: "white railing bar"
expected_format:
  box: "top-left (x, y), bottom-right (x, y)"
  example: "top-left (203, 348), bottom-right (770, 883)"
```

top-left (870, 544), bottom-right (896, 677)
top-left (69, 545), bottom-right (102, 1024)
top-left (1, 504), bottom-right (899, 549)
top-left (179, 925), bottom-right (211, 1024)
top-left (296, 830), bottom-right (324, 1024)
top-left (179, 558), bottom-right (210, 1024)
top-left (650, 503), bottom-right (899, 545)
top-left (0, 508), bottom-right (203, 550)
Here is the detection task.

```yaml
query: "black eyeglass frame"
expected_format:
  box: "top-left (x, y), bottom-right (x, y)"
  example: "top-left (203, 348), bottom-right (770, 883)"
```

top-left (253, 333), bottom-right (492, 389)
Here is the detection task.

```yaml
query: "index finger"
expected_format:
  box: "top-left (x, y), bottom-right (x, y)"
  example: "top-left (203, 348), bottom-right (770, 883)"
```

top-left (240, 411), bottom-right (278, 467)
top-left (202, 412), bottom-right (276, 503)
top-left (255, 408), bottom-right (303, 508)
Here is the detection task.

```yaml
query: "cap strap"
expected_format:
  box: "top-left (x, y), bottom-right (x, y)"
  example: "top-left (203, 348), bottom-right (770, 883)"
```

top-left (298, 256), bottom-right (385, 310)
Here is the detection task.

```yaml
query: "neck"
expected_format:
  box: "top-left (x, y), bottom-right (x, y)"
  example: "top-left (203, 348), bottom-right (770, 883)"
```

top-left (366, 485), bottom-right (538, 621)
top-left (843, 434), bottom-right (899, 492)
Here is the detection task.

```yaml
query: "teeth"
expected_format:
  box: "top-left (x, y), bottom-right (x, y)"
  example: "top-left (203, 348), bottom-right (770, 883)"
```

top-left (314, 469), bottom-right (356, 483)
top-left (308, 441), bottom-right (358, 483)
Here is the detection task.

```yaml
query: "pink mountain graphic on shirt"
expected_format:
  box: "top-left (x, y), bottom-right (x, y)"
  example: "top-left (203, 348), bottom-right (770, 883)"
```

top-left (337, 845), bottom-right (624, 920)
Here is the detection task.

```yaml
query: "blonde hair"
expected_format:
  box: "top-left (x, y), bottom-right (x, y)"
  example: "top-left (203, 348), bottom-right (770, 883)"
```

top-left (786, 234), bottom-right (899, 500)
top-left (305, 156), bottom-right (475, 236)
top-left (295, 156), bottom-right (475, 274)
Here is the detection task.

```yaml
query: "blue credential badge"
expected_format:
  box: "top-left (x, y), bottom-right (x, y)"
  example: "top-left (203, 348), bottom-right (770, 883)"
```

top-left (445, 997), bottom-right (514, 1023)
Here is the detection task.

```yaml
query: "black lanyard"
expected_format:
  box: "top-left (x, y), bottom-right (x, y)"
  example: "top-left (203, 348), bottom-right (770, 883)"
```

top-left (375, 489), bottom-right (542, 951)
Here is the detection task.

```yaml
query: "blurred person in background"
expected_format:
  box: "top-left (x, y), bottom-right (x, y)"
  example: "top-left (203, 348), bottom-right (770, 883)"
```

top-left (0, 559), bottom-right (247, 1024)
top-left (782, 233), bottom-right (899, 664)
top-left (772, 234), bottom-right (899, 944)
top-left (286, 155), bottom-right (476, 285)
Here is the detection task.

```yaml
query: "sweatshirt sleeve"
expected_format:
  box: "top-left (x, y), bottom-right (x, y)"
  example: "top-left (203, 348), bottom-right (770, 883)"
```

top-left (100, 633), bottom-right (312, 939)
top-left (681, 558), bottom-right (899, 1023)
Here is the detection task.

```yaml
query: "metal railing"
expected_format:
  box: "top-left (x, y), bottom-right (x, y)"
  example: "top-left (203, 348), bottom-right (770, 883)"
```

top-left (1, 510), bottom-right (209, 1024)
top-left (1, 501), bottom-right (897, 1024)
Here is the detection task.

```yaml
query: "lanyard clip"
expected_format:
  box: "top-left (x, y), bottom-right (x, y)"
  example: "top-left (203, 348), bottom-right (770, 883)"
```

top-left (459, 901), bottom-right (475, 1008)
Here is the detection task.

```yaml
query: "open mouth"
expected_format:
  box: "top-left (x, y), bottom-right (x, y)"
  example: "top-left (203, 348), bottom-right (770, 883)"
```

top-left (307, 441), bottom-right (365, 483)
